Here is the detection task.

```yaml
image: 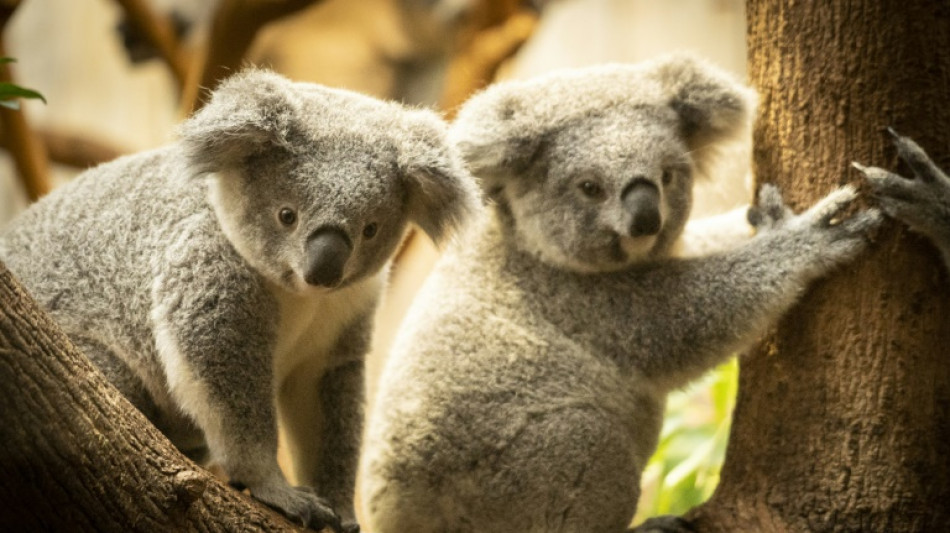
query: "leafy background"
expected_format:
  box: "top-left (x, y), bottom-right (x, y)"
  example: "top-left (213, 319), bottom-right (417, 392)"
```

top-left (634, 358), bottom-right (738, 524)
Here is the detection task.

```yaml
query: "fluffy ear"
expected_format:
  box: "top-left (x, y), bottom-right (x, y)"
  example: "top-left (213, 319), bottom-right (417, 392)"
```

top-left (448, 85), bottom-right (546, 195)
top-left (647, 52), bottom-right (756, 153)
top-left (400, 110), bottom-right (482, 246)
top-left (178, 69), bottom-right (302, 174)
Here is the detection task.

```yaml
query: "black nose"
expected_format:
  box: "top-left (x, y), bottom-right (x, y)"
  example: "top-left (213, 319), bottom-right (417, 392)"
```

top-left (304, 228), bottom-right (352, 287)
top-left (622, 179), bottom-right (661, 237)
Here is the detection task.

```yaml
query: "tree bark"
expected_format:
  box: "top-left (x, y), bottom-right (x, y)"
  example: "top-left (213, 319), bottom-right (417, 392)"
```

top-left (688, 1), bottom-right (950, 531)
top-left (0, 260), bottom-right (305, 532)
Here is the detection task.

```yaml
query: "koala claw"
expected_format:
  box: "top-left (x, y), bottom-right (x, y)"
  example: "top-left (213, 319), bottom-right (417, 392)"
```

top-left (628, 515), bottom-right (696, 533)
top-left (247, 482), bottom-right (343, 532)
top-left (887, 127), bottom-right (950, 184)
top-left (854, 131), bottom-right (950, 240)
top-left (803, 183), bottom-right (859, 228)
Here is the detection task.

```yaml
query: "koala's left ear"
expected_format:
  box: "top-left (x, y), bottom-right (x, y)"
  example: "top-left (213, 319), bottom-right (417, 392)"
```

top-left (648, 53), bottom-right (757, 152)
top-left (178, 69), bottom-right (302, 174)
top-left (400, 110), bottom-right (482, 245)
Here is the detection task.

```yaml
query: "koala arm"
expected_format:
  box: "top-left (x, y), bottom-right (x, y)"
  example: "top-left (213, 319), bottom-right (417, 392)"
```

top-left (671, 205), bottom-right (755, 258)
top-left (854, 129), bottom-right (950, 270)
top-left (278, 313), bottom-right (372, 526)
top-left (151, 247), bottom-right (343, 532)
top-left (571, 185), bottom-right (881, 388)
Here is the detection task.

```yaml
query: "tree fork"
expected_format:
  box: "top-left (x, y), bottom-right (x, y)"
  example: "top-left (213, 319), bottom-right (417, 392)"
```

top-left (0, 260), bottom-right (305, 531)
top-left (689, 1), bottom-right (950, 531)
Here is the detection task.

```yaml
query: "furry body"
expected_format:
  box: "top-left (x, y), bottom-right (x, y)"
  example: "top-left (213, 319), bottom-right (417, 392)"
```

top-left (1, 70), bottom-right (477, 530)
top-left (359, 54), bottom-right (881, 532)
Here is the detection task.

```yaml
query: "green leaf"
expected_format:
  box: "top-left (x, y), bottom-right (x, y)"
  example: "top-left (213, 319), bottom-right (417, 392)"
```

top-left (0, 82), bottom-right (46, 105)
top-left (0, 57), bottom-right (16, 65)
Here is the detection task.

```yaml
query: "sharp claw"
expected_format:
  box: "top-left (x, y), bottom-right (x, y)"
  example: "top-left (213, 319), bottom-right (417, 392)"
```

top-left (886, 126), bottom-right (900, 139)
top-left (851, 161), bottom-right (869, 174)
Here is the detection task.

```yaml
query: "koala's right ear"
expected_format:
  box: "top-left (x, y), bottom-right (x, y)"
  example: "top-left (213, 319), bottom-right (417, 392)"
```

top-left (449, 85), bottom-right (545, 195)
top-left (178, 69), bottom-right (302, 174)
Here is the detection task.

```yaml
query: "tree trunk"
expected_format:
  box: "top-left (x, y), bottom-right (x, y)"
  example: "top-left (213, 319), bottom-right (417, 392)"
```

top-left (688, 1), bottom-right (950, 531)
top-left (0, 261), bottom-right (305, 532)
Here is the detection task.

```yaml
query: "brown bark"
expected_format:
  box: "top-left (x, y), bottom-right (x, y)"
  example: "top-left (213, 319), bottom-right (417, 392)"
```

top-left (689, 1), bottom-right (950, 531)
top-left (0, 260), bottom-right (306, 532)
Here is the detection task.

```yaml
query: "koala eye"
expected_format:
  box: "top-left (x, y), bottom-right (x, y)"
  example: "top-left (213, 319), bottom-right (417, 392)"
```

top-left (278, 208), bottom-right (297, 226)
top-left (363, 223), bottom-right (378, 239)
top-left (578, 180), bottom-right (605, 200)
top-left (662, 169), bottom-right (675, 185)
top-left (662, 169), bottom-right (674, 186)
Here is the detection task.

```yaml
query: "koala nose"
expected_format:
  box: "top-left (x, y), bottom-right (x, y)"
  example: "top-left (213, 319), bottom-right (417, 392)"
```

top-left (622, 179), bottom-right (661, 237)
top-left (304, 228), bottom-right (352, 288)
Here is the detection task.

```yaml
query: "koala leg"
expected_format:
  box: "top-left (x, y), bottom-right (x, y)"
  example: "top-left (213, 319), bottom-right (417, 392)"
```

top-left (151, 280), bottom-right (343, 532)
top-left (278, 321), bottom-right (369, 528)
top-left (279, 360), bottom-right (363, 526)
top-left (854, 129), bottom-right (950, 268)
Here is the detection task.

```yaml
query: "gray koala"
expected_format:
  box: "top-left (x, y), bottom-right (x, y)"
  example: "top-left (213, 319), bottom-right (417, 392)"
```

top-left (357, 54), bottom-right (883, 533)
top-left (0, 70), bottom-right (478, 531)
top-left (854, 129), bottom-right (950, 269)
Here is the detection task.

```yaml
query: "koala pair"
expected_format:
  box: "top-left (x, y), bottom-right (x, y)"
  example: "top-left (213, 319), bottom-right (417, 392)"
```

top-left (358, 54), bottom-right (883, 532)
top-left (0, 71), bottom-right (478, 531)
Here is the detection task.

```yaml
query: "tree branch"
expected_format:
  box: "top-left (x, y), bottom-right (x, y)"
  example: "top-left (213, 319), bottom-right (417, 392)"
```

top-left (0, 260), bottom-right (306, 531)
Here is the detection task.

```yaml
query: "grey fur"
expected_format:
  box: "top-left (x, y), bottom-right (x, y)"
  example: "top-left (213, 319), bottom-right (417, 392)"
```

top-left (854, 129), bottom-right (950, 269)
top-left (358, 54), bottom-right (882, 533)
top-left (0, 69), bottom-right (478, 531)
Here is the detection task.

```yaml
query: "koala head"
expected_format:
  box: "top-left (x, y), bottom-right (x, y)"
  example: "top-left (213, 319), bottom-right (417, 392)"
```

top-left (179, 69), bottom-right (479, 293)
top-left (450, 53), bottom-right (755, 273)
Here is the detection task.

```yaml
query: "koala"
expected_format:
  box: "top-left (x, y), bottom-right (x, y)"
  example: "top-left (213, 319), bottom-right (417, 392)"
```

top-left (357, 54), bottom-right (882, 533)
top-left (0, 70), bottom-right (478, 531)
top-left (854, 128), bottom-right (950, 269)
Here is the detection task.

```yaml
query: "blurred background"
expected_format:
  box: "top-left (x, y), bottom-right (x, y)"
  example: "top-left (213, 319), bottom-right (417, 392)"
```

top-left (0, 0), bottom-right (748, 526)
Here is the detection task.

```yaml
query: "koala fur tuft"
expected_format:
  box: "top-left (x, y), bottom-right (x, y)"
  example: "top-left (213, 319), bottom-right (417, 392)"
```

top-left (358, 54), bottom-right (880, 533)
top-left (1, 69), bottom-right (478, 531)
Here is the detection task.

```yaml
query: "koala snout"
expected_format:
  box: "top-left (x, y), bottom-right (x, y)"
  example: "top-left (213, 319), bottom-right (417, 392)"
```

top-left (622, 180), bottom-right (661, 237)
top-left (304, 228), bottom-right (352, 288)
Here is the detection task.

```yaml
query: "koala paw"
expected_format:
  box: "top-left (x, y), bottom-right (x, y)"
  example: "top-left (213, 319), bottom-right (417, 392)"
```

top-left (628, 515), bottom-right (696, 533)
top-left (853, 128), bottom-right (950, 242)
top-left (244, 480), bottom-right (343, 532)
top-left (747, 183), bottom-right (795, 232)
top-left (753, 183), bottom-right (882, 272)
top-left (799, 184), bottom-right (883, 262)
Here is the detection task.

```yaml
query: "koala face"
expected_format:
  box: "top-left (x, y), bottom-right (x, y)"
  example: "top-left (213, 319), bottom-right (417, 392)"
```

top-left (500, 109), bottom-right (695, 272)
top-left (451, 54), bottom-right (755, 273)
top-left (182, 70), bottom-right (479, 293)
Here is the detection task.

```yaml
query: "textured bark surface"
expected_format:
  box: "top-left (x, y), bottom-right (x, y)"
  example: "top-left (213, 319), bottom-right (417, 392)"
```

top-left (689, 1), bottom-right (950, 531)
top-left (0, 261), bottom-right (304, 532)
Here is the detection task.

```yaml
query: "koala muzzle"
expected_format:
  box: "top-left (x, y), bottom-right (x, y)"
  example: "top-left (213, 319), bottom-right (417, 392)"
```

top-left (304, 228), bottom-right (352, 288)
top-left (622, 180), bottom-right (661, 237)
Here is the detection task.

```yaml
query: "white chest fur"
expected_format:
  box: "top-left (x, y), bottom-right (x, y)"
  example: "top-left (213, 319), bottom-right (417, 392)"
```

top-left (269, 273), bottom-right (383, 385)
